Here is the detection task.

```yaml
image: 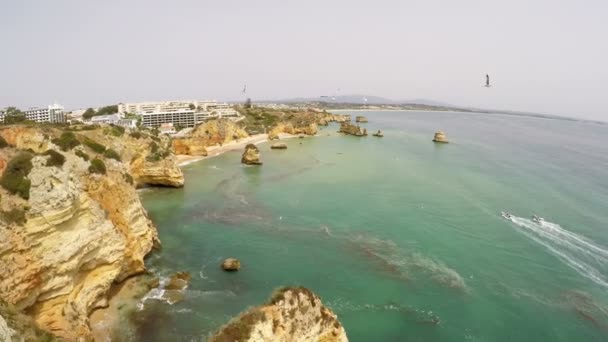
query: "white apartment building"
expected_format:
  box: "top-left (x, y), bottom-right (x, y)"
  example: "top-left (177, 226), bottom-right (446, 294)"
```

top-left (118, 100), bottom-right (240, 128)
top-left (23, 103), bottom-right (65, 123)
top-left (88, 113), bottom-right (137, 128)
top-left (0, 109), bottom-right (6, 123)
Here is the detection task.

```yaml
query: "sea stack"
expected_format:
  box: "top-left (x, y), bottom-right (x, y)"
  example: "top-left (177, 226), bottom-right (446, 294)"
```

top-left (355, 116), bottom-right (368, 123)
top-left (222, 258), bottom-right (241, 271)
top-left (373, 130), bottom-right (384, 137)
top-left (210, 287), bottom-right (348, 341)
top-left (433, 131), bottom-right (449, 143)
top-left (271, 143), bottom-right (288, 150)
top-left (241, 144), bottom-right (262, 165)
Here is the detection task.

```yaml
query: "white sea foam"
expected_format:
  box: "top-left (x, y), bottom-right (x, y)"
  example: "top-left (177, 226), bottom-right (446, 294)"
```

top-left (508, 215), bottom-right (608, 289)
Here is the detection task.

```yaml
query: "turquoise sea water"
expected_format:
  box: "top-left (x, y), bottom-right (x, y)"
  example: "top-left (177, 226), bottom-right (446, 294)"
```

top-left (136, 111), bottom-right (608, 341)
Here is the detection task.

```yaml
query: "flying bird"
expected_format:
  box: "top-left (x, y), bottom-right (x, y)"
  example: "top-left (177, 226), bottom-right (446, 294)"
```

top-left (242, 84), bottom-right (247, 93)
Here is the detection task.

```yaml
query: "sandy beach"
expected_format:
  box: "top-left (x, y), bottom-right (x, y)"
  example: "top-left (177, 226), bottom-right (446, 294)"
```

top-left (175, 133), bottom-right (299, 166)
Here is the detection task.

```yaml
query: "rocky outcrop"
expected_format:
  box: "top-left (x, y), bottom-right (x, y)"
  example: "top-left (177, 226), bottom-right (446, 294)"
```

top-left (171, 119), bottom-right (248, 156)
top-left (1, 299), bottom-right (58, 342)
top-left (130, 155), bottom-right (184, 187)
top-left (432, 131), bottom-right (449, 143)
top-left (372, 130), bottom-right (384, 137)
top-left (222, 258), bottom-right (241, 271)
top-left (0, 125), bottom-right (161, 341)
top-left (338, 122), bottom-right (367, 137)
top-left (268, 122), bottom-right (318, 140)
top-left (165, 272), bottom-right (191, 290)
top-left (210, 287), bottom-right (348, 342)
top-left (325, 114), bottom-right (351, 123)
top-left (241, 144), bottom-right (262, 165)
top-left (355, 116), bottom-right (368, 123)
top-left (270, 143), bottom-right (288, 150)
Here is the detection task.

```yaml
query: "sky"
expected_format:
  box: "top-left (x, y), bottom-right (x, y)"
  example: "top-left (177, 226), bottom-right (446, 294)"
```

top-left (1, 0), bottom-right (607, 120)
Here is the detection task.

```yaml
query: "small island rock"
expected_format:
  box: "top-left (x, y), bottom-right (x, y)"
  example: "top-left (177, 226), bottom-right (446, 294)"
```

top-left (222, 258), bottom-right (241, 271)
top-left (241, 144), bottom-right (262, 165)
top-left (271, 143), bottom-right (288, 150)
top-left (355, 116), bottom-right (368, 123)
top-left (372, 130), bottom-right (384, 137)
top-left (432, 131), bottom-right (449, 143)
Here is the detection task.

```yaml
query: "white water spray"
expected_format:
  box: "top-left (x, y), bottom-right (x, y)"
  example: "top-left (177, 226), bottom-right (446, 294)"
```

top-left (507, 215), bottom-right (608, 289)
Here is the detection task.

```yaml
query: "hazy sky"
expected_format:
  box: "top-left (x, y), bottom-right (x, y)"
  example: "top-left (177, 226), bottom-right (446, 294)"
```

top-left (1, 0), bottom-right (607, 120)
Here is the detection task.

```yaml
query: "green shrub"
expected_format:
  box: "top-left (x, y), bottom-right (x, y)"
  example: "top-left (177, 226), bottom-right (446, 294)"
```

top-left (0, 152), bottom-right (34, 199)
top-left (110, 125), bottom-right (125, 137)
top-left (88, 158), bottom-right (106, 175)
top-left (149, 142), bottom-right (159, 153)
top-left (51, 132), bottom-right (80, 151)
top-left (0, 135), bottom-right (8, 148)
top-left (129, 131), bottom-right (143, 139)
top-left (43, 150), bottom-right (66, 167)
top-left (103, 148), bottom-right (121, 161)
top-left (75, 149), bottom-right (89, 161)
top-left (0, 208), bottom-right (26, 225)
top-left (83, 138), bottom-right (106, 153)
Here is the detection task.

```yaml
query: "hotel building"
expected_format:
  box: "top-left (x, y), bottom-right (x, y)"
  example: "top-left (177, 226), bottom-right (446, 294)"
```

top-left (117, 100), bottom-right (240, 128)
top-left (23, 103), bottom-right (66, 123)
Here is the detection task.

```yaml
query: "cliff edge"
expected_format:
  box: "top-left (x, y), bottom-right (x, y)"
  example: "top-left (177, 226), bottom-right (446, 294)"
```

top-left (0, 125), bottom-right (170, 340)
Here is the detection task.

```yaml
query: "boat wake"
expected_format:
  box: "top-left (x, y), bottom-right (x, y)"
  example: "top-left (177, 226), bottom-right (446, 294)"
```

top-left (507, 215), bottom-right (608, 289)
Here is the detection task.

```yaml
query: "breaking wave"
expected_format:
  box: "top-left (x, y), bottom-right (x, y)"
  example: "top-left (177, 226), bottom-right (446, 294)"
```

top-left (508, 215), bottom-right (608, 289)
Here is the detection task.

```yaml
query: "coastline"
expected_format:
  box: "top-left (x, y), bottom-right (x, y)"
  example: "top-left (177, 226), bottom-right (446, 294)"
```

top-left (175, 133), bottom-right (300, 167)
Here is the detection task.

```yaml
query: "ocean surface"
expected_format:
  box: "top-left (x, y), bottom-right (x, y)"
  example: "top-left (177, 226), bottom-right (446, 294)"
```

top-left (134, 111), bottom-right (608, 341)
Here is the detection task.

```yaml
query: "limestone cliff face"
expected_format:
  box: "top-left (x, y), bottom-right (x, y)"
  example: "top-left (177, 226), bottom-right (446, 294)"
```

top-left (1, 299), bottom-right (58, 342)
top-left (0, 126), bottom-right (160, 341)
top-left (130, 155), bottom-right (184, 187)
top-left (268, 122), bottom-right (318, 140)
top-left (211, 287), bottom-right (348, 342)
top-left (171, 119), bottom-right (249, 156)
top-left (325, 114), bottom-right (351, 123)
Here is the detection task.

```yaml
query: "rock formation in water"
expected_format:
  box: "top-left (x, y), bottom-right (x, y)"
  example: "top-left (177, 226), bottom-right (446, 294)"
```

top-left (372, 130), bottom-right (384, 137)
top-left (171, 119), bottom-right (249, 156)
top-left (241, 144), bottom-right (262, 165)
top-left (355, 116), bottom-right (368, 123)
top-left (338, 122), bottom-right (367, 137)
top-left (210, 287), bottom-right (348, 342)
top-left (432, 131), bottom-right (449, 143)
top-left (222, 258), bottom-right (241, 271)
top-left (0, 125), bottom-right (167, 341)
top-left (270, 143), bottom-right (288, 150)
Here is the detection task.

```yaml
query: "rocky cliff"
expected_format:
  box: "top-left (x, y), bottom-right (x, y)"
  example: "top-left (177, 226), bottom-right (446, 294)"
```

top-left (0, 125), bottom-right (165, 340)
top-left (338, 122), bottom-right (367, 137)
top-left (211, 287), bottom-right (348, 342)
top-left (268, 122), bottom-right (318, 140)
top-left (432, 131), bottom-right (449, 143)
top-left (171, 119), bottom-right (249, 156)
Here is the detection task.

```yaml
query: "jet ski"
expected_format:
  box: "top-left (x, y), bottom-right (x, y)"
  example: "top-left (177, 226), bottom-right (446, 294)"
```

top-left (501, 211), bottom-right (512, 220)
top-left (532, 214), bottom-right (544, 223)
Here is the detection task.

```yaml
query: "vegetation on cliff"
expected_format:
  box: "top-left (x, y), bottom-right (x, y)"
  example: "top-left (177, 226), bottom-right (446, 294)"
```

top-left (51, 131), bottom-right (80, 151)
top-left (1, 152), bottom-right (33, 199)
top-left (89, 158), bottom-right (107, 174)
top-left (43, 150), bottom-right (66, 167)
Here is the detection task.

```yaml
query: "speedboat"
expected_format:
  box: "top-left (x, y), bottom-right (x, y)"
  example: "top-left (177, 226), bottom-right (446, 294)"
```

top-left (532, 214), bottom-right (544, 223)
top-left (501, 211), bottom-right (512, 220)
